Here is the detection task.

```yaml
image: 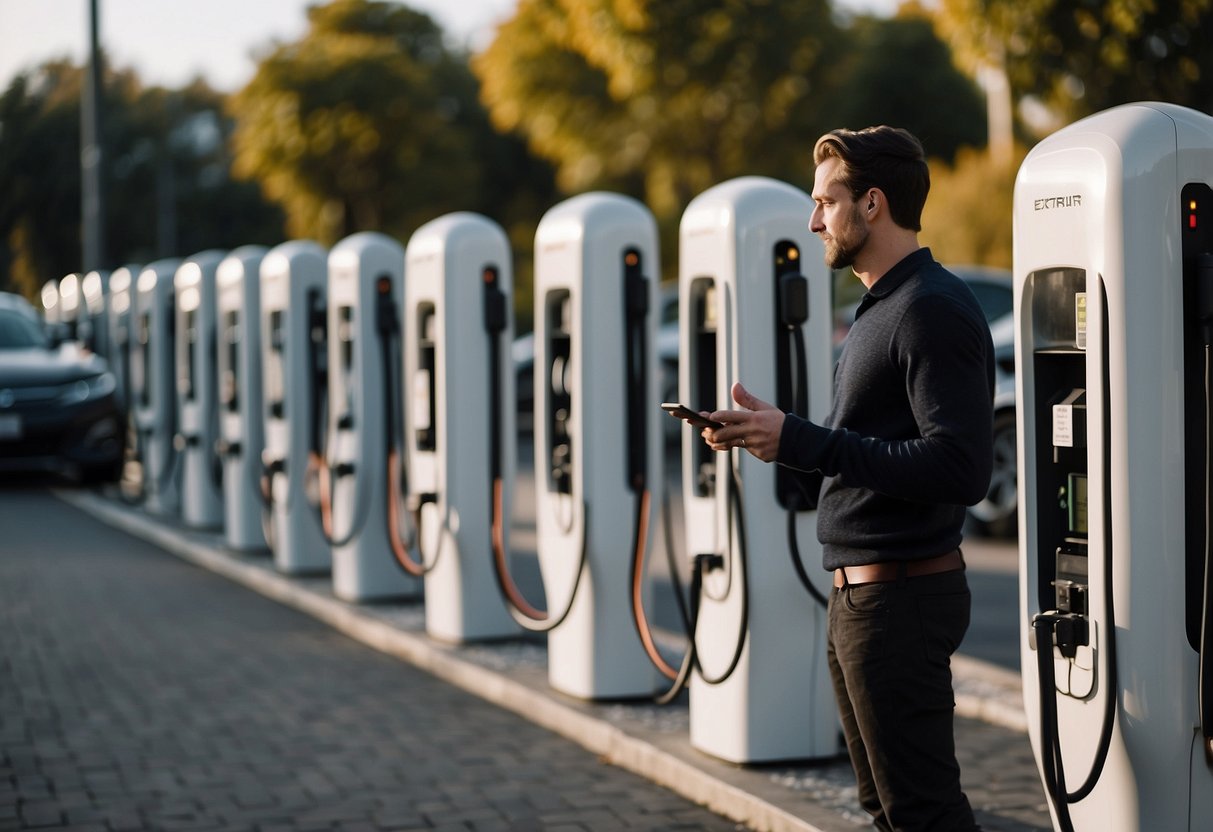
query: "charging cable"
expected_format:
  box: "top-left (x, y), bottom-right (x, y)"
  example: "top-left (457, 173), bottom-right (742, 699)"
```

top-left (1196, 252), bottom-right (1213, 761)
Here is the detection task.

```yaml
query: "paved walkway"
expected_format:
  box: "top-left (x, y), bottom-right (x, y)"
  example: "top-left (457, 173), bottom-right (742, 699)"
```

top-left (0, 488), bottom-right (748, 832)
top-left (5, 484), bottom-right (1055, 832)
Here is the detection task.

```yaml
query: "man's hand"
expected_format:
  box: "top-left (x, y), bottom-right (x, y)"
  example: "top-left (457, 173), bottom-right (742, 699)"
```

top-left (702, 382), bottom-right (784, 462)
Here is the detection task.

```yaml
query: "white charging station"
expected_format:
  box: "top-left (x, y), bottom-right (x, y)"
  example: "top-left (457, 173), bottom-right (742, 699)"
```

top-left (58, 273), bottom-right (82, 342)
top-left (260, 241), bottom-right (331, 575)
top-left (216, 246), bottom-right (269, 552)
top-left (41, 279), bottom-right (60, 325)
top-left (325, 232), bottom-right (420, 602)
top-left (80, 270), bottom-right (111, 359)
top-left (107, 265), bottom-right (140, 413)
top-left (531, 192), bottom-right (662, 699)
top-left (1016, 102), bottom-right (1213, 832)
top-left (677, 176), bottom-right (838, 763)
top-left (402, 212), bottom-right (518, 642)
top-left (175, 251), bottom-right (226, 530)
top-left (133, 258), bottom-right (183, 515)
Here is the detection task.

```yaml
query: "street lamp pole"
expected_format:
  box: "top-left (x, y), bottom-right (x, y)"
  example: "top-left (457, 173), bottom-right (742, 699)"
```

top-left (81, 0), bottom-right (106, 271)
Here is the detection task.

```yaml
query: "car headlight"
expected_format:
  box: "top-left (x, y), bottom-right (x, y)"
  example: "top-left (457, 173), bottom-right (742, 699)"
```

top-left (58, 372), bottom-right (117, 405)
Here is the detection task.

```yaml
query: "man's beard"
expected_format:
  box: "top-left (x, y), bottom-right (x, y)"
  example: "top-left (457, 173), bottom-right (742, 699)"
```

top-left (823, 204), bottom-right (869, 270)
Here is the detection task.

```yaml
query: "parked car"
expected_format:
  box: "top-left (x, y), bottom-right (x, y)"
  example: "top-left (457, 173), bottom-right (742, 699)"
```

top-left (958, 266), bottom-right (1017, 538)
top-left (0, 291), bottom-right (124, 482)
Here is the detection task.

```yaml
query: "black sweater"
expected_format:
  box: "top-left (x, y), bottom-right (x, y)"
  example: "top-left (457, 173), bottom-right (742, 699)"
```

top-left (777, 248), bottom-right (994, 570)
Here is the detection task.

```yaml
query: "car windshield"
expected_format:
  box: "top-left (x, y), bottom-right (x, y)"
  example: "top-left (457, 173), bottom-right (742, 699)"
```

top-left (0, 309), bottom-right (49, 349)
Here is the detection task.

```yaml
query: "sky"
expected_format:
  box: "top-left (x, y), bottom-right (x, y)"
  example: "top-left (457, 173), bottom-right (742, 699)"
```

top-left (0, 0), bottom-right (902, 95)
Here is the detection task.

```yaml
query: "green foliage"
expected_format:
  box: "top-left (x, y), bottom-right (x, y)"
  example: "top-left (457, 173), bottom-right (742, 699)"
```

top-left (229, 0), bottom-right (555, 255)
top-left (919, 144), bottom-right (1024, 269)
top-left (474, 0), bottom-right (848, 229)
top-left (230, 1), bottom-right (465, 243)
top-left (936, 0), bottom-right (1213, 124)
top-left (828, 12), bottom-right (987, 163)
top-left (0, 61), bottom-right (284, 300)
top-left (0, 63), bottom-right (87, 301)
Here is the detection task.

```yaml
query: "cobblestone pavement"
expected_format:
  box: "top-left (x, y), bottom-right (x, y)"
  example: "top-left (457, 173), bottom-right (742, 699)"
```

top-left (0, 488), bottom-right (748, 832)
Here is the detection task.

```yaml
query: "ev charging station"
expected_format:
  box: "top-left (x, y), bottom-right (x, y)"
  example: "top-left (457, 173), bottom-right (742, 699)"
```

top-left (260, 241), bottom-right (331, 575)
top-left (677, 176), bottom-right (838, 763)
top-left (216, 246), bottom-right (269, 552)
top-left (325, 232), bottom-right (420, 602)
top-left (174, 251), bottom-right (226, 530)
top-left (401, 212), bottom-right (518, 642)
top-left (80, 270), bottom-right (111, 359)
top-left (132, 258), bottom-right (183, 515)
top-left (107, 266), bottom-right (140, 412)
top-left (41, 279), bottom-right (60, 326)
top-left (529, 192), bottom-right (662, 699)
top-left (1015, 102), bottom-right (1213, 832)
top-left (58, 274), bottom-right (82, 342)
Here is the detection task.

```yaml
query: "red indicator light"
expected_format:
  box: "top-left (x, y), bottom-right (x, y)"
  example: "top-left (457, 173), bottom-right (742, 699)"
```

top-left (1192, 214), bottom-right (1199, 229)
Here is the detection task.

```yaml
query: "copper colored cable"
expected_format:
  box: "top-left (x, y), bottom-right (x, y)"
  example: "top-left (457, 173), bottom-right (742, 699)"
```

top-left (309, 450), bottom-right (333, 539)
top-left (491, 476), bottom-right (548, 620)
top-left (630, 488), bottom-right (679, 680)
top-left (387, 447), bottom-right (426, 576)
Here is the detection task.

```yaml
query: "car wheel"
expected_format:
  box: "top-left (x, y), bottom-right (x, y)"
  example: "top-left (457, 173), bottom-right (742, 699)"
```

top-left (968, 409), bottom-right (1017, 538)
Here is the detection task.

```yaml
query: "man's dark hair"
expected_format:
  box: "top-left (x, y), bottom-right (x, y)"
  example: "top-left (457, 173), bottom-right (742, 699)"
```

top-left (813, 127), bottom-right (929, 232)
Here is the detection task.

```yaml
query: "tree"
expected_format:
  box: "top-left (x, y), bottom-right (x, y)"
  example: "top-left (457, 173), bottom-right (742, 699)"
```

top-left (935, 0), bottom-right (1213, 126)
top-left (826, 12), bottom-right (987, 164)
top-left (920, 144), bottom-right (1024, 269)
top-left (0, 63), bottom-right (85, 300)
top-left (0, 61), bottom-right (284, 301)
top-left (232, 1), bottom-right (483, 244)
top-left (474, 0), bottom-right (848, 227)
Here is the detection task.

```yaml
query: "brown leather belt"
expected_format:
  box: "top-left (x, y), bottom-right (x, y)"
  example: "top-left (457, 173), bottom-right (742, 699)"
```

top-left (833, 549), bottom-right (964, 588)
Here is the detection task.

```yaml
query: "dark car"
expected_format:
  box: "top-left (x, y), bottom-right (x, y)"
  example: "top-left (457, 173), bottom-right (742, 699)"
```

top-left (0, 292), bottom-right (124, 482)
top-left (957, 266), bottom-right (1017, 539)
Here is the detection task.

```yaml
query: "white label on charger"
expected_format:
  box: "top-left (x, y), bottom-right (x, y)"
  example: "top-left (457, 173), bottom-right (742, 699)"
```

top-left (413, 370), bottom-right (432, 430)
top-left (1053, 404), bottom-right (1073, 447)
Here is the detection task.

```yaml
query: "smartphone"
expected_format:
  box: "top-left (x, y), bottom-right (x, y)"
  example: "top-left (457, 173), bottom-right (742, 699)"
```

top-left (661, 402), bottom-right (724, 430)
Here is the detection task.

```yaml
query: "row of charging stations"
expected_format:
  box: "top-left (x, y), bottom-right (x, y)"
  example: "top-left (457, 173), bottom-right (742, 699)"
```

top-left (1015, 102), bottom-right (1213, 830)
top-left (51, 101), bottom-right (1213, 808)
top-left (76, 176), bottom-right (843, 768)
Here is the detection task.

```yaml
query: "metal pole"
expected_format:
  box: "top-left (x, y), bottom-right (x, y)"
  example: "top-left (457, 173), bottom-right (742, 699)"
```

top-left (81, 0), bottom-right (106, 271)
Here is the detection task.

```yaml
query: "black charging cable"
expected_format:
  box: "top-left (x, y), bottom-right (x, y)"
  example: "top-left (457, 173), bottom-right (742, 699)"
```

top-left (1032, 282), bottom-right (1119, 825)
top-left (780, 271), bottom-right (829, 608)
top-left (376, 278), bottom-right (440, 578)
top-left (304, 292), bottom-right (372, 548)
top-left (1196, 252), bottom-right (1213, 761)
top-left (648, 456), bottom-right (751, 704)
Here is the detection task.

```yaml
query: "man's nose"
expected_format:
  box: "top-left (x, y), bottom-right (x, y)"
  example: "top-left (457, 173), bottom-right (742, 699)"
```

top-left (809, 208), bottom-right (824, 233)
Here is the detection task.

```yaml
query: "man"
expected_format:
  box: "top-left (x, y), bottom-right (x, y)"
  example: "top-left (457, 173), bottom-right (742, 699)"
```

top-left (701, 126), bottom-right (993, 831)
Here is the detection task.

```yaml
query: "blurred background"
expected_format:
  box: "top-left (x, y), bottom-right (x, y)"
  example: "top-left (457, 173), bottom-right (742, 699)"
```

top-left (1, 0), bottom-right (1210, 331)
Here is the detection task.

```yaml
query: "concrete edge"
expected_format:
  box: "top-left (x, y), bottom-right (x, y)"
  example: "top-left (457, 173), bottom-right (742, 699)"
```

top-left (953, 654), bottom-right (1028, 733)
top-left (58, 489), bottom-right (828, 832)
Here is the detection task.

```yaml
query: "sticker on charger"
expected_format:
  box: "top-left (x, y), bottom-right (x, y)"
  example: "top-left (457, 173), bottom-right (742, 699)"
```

top-left (1052, 388), bottom-right (1085, 448)
top-left (413, 370), bottom-right (432, 430)
top-left (1075, 292), bottom-right (1087, 350)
